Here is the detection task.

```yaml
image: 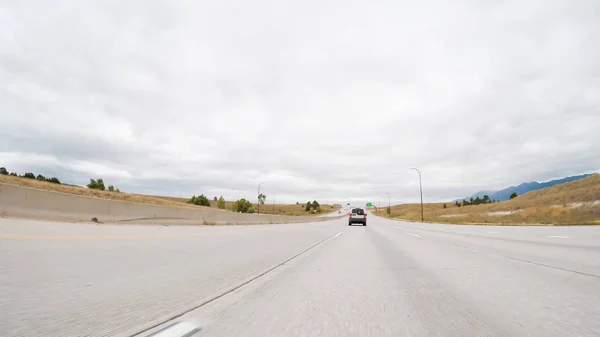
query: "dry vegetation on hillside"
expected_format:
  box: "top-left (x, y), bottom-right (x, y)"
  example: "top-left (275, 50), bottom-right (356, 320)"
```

top-left (0, 175), bottom-right (339, 216)
top-left (0, 174), bottom-right (194, 208)
top-left (379, 173), bottom-right (600, 225)
top-left (153, 195), bottom-right (338, 216)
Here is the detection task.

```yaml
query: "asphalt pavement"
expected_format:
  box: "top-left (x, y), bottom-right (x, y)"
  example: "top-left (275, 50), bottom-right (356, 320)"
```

top-left (1, 214), bottom-right (599, 337)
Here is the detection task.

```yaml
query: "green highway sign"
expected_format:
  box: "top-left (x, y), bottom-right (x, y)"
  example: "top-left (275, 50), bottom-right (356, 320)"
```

top-left (366, 202), bottom-right (373, 207)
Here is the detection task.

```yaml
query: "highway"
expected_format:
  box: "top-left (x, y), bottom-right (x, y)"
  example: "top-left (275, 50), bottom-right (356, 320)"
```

top-left (1, 215), bottom-right (599, 337)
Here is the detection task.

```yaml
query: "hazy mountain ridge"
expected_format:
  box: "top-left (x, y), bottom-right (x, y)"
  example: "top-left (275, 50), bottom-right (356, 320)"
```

top-left (465, 173), bottom-right (594, 202)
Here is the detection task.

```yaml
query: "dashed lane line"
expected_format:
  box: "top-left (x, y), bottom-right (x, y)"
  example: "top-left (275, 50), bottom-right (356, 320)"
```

top-left (134, 230), bottom-right (343, 336)
top-left (146, 321), bottom-right (200, 337)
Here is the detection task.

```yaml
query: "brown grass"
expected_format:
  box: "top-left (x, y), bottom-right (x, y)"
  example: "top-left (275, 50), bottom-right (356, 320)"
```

top-left (0, 175), bottom-right (199, 209)
top-left (0, 175), bottom-right (339, 216)
top-left (153, 195), bottom-right (339, 216)
top-left (379, 173), bottom-right (600, 225)
top-left (249, 203), bottom-right (339, 216)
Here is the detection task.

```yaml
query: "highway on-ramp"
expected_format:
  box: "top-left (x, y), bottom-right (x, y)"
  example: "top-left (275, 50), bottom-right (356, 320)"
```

top-left (1, 215), bottom-right (599, 336)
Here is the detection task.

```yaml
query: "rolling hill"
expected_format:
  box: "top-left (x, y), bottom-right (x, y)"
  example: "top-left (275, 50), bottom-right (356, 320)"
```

top-left (466, 173), bottom-right (594, 201)
top-left (384, 173), bottom-right (599, 225)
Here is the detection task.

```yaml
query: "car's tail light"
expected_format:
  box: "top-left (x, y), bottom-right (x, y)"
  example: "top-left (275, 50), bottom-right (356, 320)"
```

top-left (364, 214), bottom-right (367, 218)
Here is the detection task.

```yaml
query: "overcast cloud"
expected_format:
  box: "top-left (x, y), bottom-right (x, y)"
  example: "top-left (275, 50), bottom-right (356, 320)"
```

top-left (1, 0), bottom-right (599, 205)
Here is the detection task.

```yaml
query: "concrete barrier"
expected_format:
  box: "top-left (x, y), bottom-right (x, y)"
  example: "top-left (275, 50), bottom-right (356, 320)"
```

top-left (0, 184), bottom-right (341, 225)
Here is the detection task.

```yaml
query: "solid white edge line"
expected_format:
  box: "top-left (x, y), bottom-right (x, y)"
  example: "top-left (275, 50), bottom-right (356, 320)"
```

top-left (547, 235), bottom-right (571, 239)
top-left (408, 233), bottom-right (422, 238)
top-left (151, 322), bottom-right (198, 337)
top-left (334, 232), bottom-right (342, 238)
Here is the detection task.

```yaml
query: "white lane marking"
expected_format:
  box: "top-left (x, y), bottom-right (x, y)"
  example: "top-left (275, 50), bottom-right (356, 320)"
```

top-left (149, 322), bottom-right (199, 337)
top-left (548, 235), bottom-right (571, 239)
top-left (408, 233), bottom-right (422, 238)
top-left (334, 232), bottom-right (342, 238)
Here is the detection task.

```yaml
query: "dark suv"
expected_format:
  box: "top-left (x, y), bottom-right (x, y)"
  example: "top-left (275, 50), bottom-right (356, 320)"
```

top-left (348, 208), bottom-right (367, 226)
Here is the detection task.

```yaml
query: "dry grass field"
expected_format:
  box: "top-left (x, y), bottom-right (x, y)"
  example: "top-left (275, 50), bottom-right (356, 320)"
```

top-left (378, 173), bottom-right (600, 225)
top-left (0, 175), bottom-right (339, 216)
top-left (153, 195), bottom-right (338, 216)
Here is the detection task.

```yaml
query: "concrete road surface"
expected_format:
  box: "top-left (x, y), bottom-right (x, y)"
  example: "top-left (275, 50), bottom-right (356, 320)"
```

top-left (1, 215), bottom-right (599, 337)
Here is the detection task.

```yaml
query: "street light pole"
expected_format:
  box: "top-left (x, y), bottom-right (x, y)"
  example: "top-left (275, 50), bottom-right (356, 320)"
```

top-left (410, 168), bottom-right (424, 221)
top-left (257, 181), bottom-right (267, 215)
top-left (384, 192), bottom-right (391, 217)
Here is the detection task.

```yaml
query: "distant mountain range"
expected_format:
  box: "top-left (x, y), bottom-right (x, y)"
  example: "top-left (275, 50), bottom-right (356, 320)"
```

top-left (462, 173), bottom-right (595, 202)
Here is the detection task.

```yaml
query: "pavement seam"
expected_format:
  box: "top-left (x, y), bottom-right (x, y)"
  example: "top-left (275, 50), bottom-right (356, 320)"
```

top-left (132, 230), bottom-right (342, 337)
top-left (490, 252), bottom-right (600, 278)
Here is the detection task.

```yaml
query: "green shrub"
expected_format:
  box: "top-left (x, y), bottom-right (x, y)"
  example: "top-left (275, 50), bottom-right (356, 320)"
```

top-left (47, 177), bottom-right (61, 184)
top-left (233, 198), bottom-right (253, 213)
top-left (217, 196), bottom-right (226, 209)
top-left (189, 194), bottom-right (210, 207)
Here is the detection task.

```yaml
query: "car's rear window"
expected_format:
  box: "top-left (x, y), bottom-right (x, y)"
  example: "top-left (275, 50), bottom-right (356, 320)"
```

top-left (353, 209), bottom-right (364, 215)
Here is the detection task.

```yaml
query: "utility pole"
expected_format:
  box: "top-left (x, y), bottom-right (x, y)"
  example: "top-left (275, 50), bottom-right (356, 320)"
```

top-left (410, 168), bottom-right (424, 221)
top-left (384, 192), bottom-right (391, 217)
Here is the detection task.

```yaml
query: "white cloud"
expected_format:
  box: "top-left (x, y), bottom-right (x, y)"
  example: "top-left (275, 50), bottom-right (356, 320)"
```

top-left (1, 0), bottom-right (599, 204)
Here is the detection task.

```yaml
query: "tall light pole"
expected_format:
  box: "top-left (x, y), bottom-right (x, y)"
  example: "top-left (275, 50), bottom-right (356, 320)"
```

top-left (257, 181), bottom-right (267, 215)
top-left (384, 192), bottom-right (391, 217)
top-left (410, 168), bottom-right (424, 221)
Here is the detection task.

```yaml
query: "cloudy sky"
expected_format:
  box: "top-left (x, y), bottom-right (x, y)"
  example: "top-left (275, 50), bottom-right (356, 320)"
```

top-left (1, 0), bottom-right (599, 205)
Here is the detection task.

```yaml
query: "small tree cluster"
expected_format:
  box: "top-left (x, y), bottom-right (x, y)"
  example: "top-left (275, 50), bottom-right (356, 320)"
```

top-left (85, 178), bottom-right (119, 192)
top-left (460, 194), bottom-right (499, 206)
top-left (87, 178), bottom-right (106, 190)
top-left (2, 167), bottom-right (61, 184)
top-left (189, 194), bottom-right (211, 207)
top-left (233, 198), bottom-right (254, 213)
top-left (305, 200), bottom-right (321, 213)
